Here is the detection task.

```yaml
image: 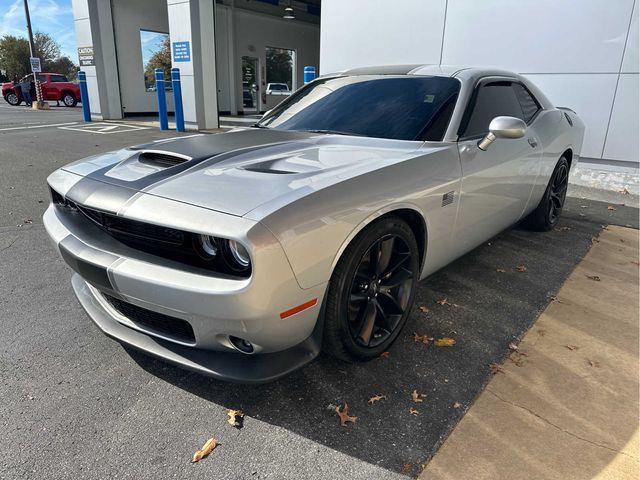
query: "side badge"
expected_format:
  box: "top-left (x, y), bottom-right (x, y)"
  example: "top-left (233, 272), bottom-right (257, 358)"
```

top-left (442, 191), bottom-right (455, 207)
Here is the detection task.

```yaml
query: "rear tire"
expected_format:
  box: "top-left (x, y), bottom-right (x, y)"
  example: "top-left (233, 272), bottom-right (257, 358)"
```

top-left (61, 92), bottom-right (77, 107)
top-left (5, 92), bottom-right (20, 106)
top-left (322, 216), bottom-right (419, 361)
top-left (526, 156), bottom-right (569, 231)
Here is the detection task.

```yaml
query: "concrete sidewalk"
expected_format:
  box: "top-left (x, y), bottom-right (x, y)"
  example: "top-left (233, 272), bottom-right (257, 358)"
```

top-left (420, 225), bottom-right (639, 480)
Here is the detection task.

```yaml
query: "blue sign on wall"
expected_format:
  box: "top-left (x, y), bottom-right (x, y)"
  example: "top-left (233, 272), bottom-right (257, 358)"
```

top-left (172, 42), bottom-right (191, 62)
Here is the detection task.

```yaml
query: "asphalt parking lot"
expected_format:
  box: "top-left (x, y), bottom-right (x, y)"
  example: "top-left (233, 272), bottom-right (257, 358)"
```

top-left (1, 105), bottom-right (638, 479)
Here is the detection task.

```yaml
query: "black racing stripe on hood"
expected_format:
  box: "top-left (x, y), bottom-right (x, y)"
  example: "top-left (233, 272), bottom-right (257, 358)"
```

top-left (83, 129), bottom-right (315, 192)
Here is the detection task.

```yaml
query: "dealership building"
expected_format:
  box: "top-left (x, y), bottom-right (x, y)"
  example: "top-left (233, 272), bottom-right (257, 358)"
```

top-left (72, 0), bottom-right (638, 176)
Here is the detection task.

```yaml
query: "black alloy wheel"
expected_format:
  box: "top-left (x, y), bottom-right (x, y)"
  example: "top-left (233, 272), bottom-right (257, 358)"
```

top-left (347, 234), bottom-right (413, 348)
top-left (322, 216), bottom-right (419, 361)
top-left (548, 161), bottom-right (568, 224)
top-left (526, 156), bottom-right (570, 231)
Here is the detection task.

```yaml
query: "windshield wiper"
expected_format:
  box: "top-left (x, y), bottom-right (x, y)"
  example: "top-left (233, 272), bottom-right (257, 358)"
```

top-left (301, 129), bottom-right (363, 136)
top-left (251, 123), bottom-right (269, 129)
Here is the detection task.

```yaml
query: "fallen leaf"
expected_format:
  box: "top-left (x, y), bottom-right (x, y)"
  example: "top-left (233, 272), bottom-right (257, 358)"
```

top-left (453, 402), bottom-right (462, 409)
top-left (192, 438), bottom-right (218, 463)
top-left (436, 298), bottom-right (450, 306)
top-left (565, 345), bottom-right (579, 351)
top-left (368, 394), bottom-right (386, 405)
top-left (585, 274), bottom-right (601, 281)
top-left (434, 337), bottom-right (456, 347)
top-left (588, 359), bottom-right (601, 368)
top-left (418, 305), bottom-right (430, 313)
top-left (508, 342), bottom-right (519, 351)
top-left (411, 389), bottom-right (425, 403)
top-left (591, 236), bottom-right (600, 244)
top-left (516, 265), bottom-right (527, 272)
top-left (490, 363), bottom-right (505, 375)
top-left (607, 205), bottom-right (617, 211)
top-left (23, 218), bottom-right (33, 224)
top-left (496, 268), bottom-right (506, 273)
top-left (620, 239), bottom-right (625, 243)
top-left (227, 409), bottom-right (245, 428)
top-left (379, 351), bottom-right (390, 358)
top-left (413, 332), bottom-right (433, 344)
top-left (409, 408), bottom-right (420, 416)
top-left (335, 403), bottom-right (357, 426)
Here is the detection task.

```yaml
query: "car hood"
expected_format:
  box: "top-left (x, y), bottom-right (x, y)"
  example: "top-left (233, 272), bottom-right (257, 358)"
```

top-left (61, 129), bottom-right (433, 217)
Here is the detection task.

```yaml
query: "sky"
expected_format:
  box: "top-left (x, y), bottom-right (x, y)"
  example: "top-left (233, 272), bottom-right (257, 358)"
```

top-left (0, 0), bottom-right (76, 60)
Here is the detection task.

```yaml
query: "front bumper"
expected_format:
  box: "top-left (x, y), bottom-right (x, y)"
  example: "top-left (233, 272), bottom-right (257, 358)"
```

top-left (43, 198), bottom-right (327, 382)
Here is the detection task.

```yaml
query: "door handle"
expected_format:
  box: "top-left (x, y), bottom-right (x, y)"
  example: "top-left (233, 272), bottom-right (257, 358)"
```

top-left (528, 138), bottom-right (538, 148)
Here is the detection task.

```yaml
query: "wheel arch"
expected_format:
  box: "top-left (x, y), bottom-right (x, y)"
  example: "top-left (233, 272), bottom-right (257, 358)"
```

top-left (561, 148), bottom-right (573, 169)
top-left (329, 204), bottom-right (428, 277)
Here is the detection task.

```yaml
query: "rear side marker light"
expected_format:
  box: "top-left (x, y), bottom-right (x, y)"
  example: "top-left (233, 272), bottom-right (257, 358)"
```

top-left (280, 298), bottom-right (318, 319)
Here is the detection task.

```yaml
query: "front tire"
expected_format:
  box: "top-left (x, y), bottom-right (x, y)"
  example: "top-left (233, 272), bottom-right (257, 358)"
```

top-left (61, 92), bottom-right (77, 107)
top-left (322, 216), bottom-right (419, 361)
top-left (5, 92), bottom-right (21, 106)
top-left (526, 156), bottom-right (570, 231)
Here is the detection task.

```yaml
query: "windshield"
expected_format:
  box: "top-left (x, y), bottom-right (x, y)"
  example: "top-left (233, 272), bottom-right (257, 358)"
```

top-left (258, 75), bottom-right (460, 141)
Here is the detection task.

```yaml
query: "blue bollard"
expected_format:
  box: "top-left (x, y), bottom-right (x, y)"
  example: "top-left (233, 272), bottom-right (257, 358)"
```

top-left (303, 66), bottom-right (316, 84)
top-left (155, 68), bottom-right (168, 131)
top-left (78, 71), bottom-right (91, 122)
top-left (171, 68), bottom-right (185, 132)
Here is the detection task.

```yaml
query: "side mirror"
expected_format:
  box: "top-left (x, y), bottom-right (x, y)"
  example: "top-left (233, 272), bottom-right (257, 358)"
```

top-left (478, 116), bottom-right (526, 151)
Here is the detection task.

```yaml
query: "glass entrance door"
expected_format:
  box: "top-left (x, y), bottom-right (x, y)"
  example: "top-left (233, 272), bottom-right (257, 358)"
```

top-left (241, 56), bottom-right (259, 113)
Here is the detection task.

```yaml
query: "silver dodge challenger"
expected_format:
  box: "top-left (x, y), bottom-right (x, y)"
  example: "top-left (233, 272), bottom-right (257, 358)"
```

top-left (44, 65), bottom-right (584, 382)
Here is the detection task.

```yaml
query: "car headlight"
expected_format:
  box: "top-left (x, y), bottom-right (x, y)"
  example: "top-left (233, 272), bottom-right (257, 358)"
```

top-left (225, 240), bottom-right (251, 271)
top-left (199, 235), bottom-right (219, 257)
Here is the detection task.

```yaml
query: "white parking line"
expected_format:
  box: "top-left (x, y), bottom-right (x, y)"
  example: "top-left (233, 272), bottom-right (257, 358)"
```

top-left (0, 121), bottom-right (79, 132)
top-left (58, 122), bottom-right (149, 134)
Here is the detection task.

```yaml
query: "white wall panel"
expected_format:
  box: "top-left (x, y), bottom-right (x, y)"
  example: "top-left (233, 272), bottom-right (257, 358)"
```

top-left (524, 74), bottom-right (619, 159)
top-left (603, 74), bottom-right (639, 161)
top-left (622, 0), bottom-right (639, 73)
top-left (442, 0), bottom-right (635, 74)
top-left (319, 0), bottom-right (446, 74)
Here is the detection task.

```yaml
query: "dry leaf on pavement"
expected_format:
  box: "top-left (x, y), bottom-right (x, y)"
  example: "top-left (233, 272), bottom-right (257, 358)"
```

top-left (379, 351), bottom-right (390, 358)
top-left (496, 268), bottom-right (506, 273)
top-left (409, 408), bottom-right (420, 416)
top-left (453, 402), bottom-right (462, 409)
top-left (607, 205), bottom-right (617, 211)
top-left (508, 342), bottom-right (519, 351)
top-left (436, 298), bottom-right (450, 306)
top-left (585, 275), bottom-right (601, 281)
top-left (192, 438), bottom-right (218, 463)
top-left (368, 394), bottom-right (386, 405)
top-left (413, 332), bottom-right (433, 344)
top-left (516, 265), bottom-right (527, 272)
top-left (490, 363), bottom-right (505, 375)
top-left (411, 389), bottom-right (425, 403)
top-left (588, 359), bottom-right (601, 368)
top-left (335, 403), bottom-right (357, 426)
top-left (419, 305), bottom-right (430, 313)
top-left (434, 337), bottom-right (456, 347)
top-left (227, 409), bottom-right (245, 428)
top-left (565, 345), bottom-right (579, 351)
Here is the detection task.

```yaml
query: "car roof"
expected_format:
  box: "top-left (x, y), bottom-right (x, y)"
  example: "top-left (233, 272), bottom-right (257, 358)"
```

top-left (338, 64), bottom-right (518, 81)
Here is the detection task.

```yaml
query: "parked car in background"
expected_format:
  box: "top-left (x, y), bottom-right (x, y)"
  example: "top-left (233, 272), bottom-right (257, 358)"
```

top-left (2, 73), bottom-right (80, 107)
top-left (266, 83), bottom-right (290, 95)
top-left (44, 65), bottom-right (584, 383)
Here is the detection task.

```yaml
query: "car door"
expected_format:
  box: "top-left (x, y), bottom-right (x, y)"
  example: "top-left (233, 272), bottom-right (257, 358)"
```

top-left (36, 74), bottom-right (54, 100)
top-left (453, 79), bottom-right (542, 254)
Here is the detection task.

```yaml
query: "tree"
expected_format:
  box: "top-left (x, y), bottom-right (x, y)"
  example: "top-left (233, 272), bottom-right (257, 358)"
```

top-left (0, 32), bottom-right (76, 80)
top-left (143, 37), bottom-right (171, 89)
top-left (266, 47), bottom-right (293, 89)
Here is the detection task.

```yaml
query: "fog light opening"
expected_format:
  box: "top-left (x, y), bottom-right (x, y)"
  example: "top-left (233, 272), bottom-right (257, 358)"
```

top-left (229, 335), bottom-right (254, 354)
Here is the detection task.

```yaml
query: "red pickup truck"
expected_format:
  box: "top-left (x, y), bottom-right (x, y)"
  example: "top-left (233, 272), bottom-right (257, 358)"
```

top-left (2, 73), bottom-right (81, 107)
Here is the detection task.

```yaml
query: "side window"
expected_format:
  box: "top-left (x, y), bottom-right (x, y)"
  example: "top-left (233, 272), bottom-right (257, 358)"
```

top-left (461, 82), bottom-right (524, 138)
top-left (36, 74), bottom-right (47, 83)
top-left (50, 75), bottom-right (68, 83)
top-left (512, 83), bottom-right (541, 123)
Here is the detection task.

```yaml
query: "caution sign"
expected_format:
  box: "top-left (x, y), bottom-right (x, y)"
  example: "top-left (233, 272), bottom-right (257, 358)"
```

top-left (78, 46), bottom-right (95, 67)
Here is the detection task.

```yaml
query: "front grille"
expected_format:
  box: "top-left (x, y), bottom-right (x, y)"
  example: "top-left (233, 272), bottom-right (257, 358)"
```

top-left (103, 294), bottom-right (195, 344)
top-left (75, 204), bottom-right (185, 246)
